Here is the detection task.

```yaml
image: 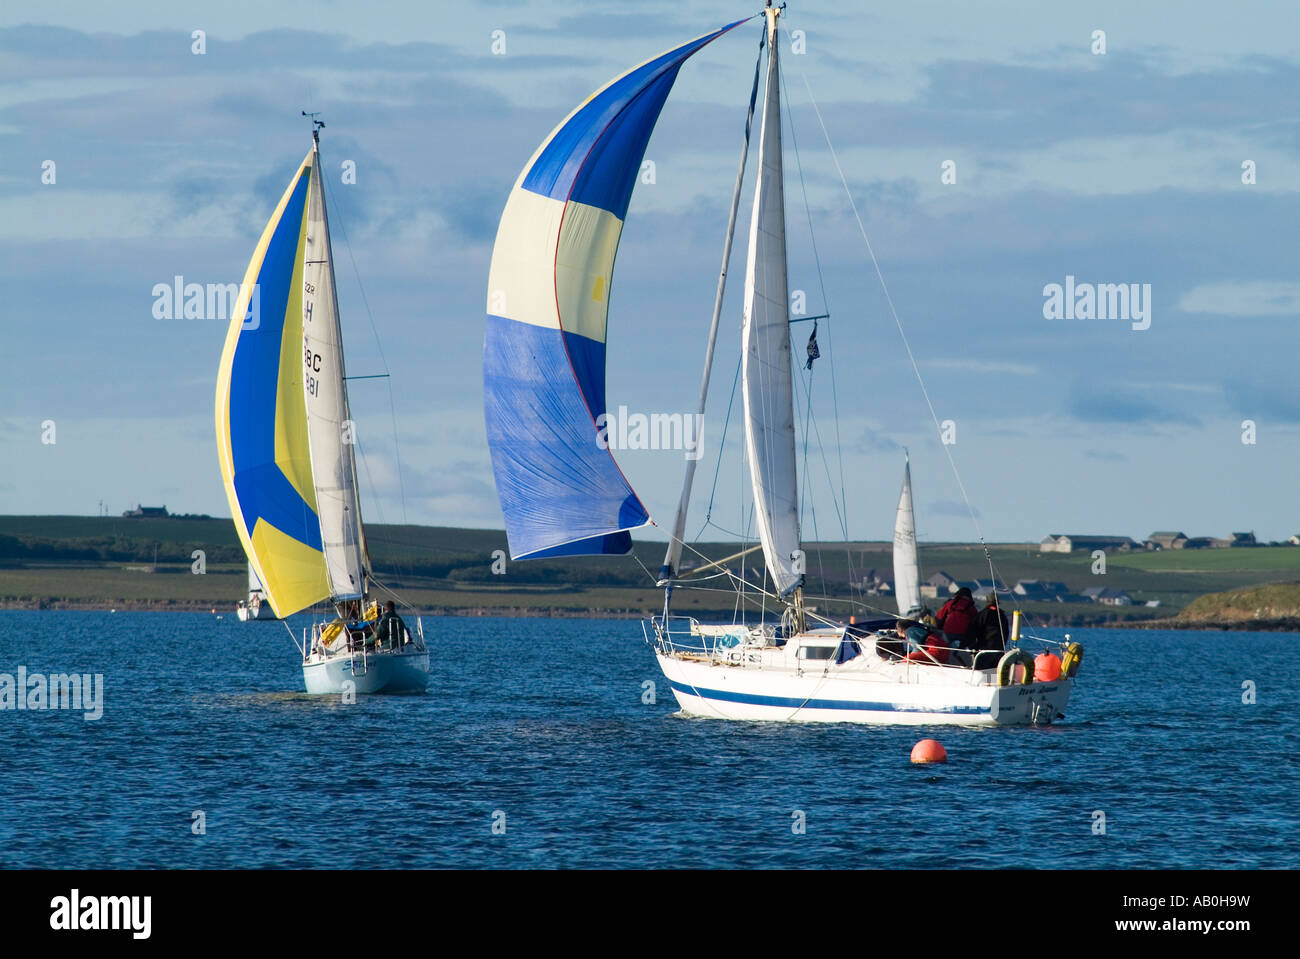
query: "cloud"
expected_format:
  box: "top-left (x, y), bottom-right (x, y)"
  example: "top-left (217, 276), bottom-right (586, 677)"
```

top-left (928, 499), bottom-right (979, 518)
top-left (1065, 382), bottom-right (1202, 428)
top-left (926, 358), bottom-right (1038, 376)
top-left (1223, 380), bottom-right (1300, 424)
top-left (1083, 449), bottom-right (1127, 463)
top-left (1177, 281), bottom-right (1300, 317)
top-left (849, 427), bottom-right (902, 453)
top-left (811, 55), bottom-right (1300, 156)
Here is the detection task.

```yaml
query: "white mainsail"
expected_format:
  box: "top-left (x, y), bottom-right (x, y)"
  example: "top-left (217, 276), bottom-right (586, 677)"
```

top-left (301, 141), bottom-right (367, 601)
top-left (893, 455), bottom-right (921, 616)
top-left (741, 9), bottom-right (802, 598)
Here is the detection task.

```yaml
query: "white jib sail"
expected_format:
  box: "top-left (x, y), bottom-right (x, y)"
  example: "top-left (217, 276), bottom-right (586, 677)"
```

top-left (247, 561), bottom-right (264, 595)
top-left (893, 456), bottom-right (921, 617)
top-left (301, 143), bottom-right (367, 601)
top-left (741, 9), bottom-right (802, 599)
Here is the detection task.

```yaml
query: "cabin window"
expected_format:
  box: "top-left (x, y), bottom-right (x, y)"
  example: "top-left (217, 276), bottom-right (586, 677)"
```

top-left (800, 645), bottom-right (836, 660)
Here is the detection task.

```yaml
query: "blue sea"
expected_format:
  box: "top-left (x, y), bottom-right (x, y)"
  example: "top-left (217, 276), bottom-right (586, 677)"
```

top-left (1, 611), bottom-right (1296, 869)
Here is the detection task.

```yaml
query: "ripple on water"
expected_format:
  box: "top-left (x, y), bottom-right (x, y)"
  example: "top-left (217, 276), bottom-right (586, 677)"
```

top-left (3, 614), bottom-right (1298, 868)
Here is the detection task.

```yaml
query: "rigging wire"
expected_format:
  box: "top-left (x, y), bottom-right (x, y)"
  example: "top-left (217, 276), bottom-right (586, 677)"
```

top-left (793, 357), bottom-right (828, 604)
top-left (780, 55), bottom-right (860, 608)
top-left (319, 148), bottom-right (429, 606)
top-left (798, 72), bottom-right (1010, 616)
top-left (650, 32), bottom-right (1020, 635)
top-left (321, 167), bottom-right (411, 530)
top-left (698, 355), bottom-right (743, 539)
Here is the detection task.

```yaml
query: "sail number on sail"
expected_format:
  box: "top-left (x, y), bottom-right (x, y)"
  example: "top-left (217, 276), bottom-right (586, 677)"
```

top-left (303, 278), bottom-right (323, 397)
top-left (303, 339), bottom-right (323, 397)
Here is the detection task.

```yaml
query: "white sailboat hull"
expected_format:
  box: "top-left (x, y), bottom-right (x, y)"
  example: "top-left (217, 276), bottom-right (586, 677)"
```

top-left (302, 647), bottom-right (430, 695)
top-left (652, 633), bottom-right (1071, 726)
top-left (236, 601), bottom-right (277, 622)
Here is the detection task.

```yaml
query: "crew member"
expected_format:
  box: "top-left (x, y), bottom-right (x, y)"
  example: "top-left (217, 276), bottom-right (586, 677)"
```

top-left (374, 600), bottom-right (408, 650)
top-left (970, 597), bottom-right (1010, 669)
top-left (935, 587), bottom-right (978, 650)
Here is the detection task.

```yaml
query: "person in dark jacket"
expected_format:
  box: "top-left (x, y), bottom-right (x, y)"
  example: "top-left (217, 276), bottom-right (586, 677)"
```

top-left (970, 597), bottom-right (1010, 669)
top-left (373, 601), bottom-right (408, 649)
top-left (876, 619), bottom-right (913, 660)
top-left (935, 587), bottom-right (978, 649)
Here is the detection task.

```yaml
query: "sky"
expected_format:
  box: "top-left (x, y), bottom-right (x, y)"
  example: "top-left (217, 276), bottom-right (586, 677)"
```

top-left (2, 0), bottom-right (1298, 547)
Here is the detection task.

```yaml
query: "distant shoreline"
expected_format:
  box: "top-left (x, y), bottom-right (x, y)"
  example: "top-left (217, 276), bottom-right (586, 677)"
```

top-left (1114, 617), bottom-right (1300, 632)
top-left (6, 597), bottom-right (1299, 630)
top-left (11, 515), bottom-right (1300, 628)
top-left (0, 598), bottom-right (647, 619)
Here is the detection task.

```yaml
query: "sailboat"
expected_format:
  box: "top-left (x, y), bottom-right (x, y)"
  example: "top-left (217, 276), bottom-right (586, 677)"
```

top-left (216, 118), bottom-right (429, 694)
top-left (893, 454), bottom-right (921, 618)
top-left (236, 561), bottom-right (277, 621)
top-left (483, 6), bottom-right (1080, 724)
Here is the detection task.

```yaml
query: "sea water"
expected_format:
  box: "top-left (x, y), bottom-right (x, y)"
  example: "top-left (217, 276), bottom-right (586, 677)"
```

top-left (1, 611), bottom-right (1295, 868)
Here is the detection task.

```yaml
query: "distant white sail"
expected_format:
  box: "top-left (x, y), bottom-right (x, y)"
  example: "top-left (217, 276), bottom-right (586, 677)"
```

top-left (741, 10), bottom-right (802, 599)
top-left (893, 456), bottom-right (921, 616)
top-left (301, 143), bottom-right (367, 601)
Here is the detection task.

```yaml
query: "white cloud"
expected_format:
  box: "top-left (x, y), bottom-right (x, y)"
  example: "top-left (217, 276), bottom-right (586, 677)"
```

top-left (1177, 281), bottom-right (1300, 317)
top-left (926, 357), bottom-right (1038, 376)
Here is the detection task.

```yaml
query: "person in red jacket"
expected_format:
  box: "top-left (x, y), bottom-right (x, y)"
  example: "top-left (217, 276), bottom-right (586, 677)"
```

top-left (901, 621), bottom-right (949, 664)
top-left (935, 587), bottom-right (978, 649)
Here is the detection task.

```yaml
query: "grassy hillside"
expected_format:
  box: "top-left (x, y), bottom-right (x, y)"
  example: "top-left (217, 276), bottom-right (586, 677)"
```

top-left (3, 515), bottom-right (1298, 624)
top-left (1176, 581), bottom-right (1300, 625)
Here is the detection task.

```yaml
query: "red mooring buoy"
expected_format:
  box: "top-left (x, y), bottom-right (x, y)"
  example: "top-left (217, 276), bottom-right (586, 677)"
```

top-left (910, 739), bottom-right (947, 764)
top-left (1034, 652), bottom-right (1062, 682)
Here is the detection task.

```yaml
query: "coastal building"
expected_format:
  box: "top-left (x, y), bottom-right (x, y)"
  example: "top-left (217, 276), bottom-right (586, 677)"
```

top-left (1153, 531), bottom-right (1256, 549)
top-left (919, 570), bottom-right (958, 600)
top-left (122, 505), bottom-right (168, 518)
top-left (968, 578), bottom-right (1008, 601)
top-left (1082, 585), bottom-right (1134, 605)
top-left (1146, 531), bottom-right (1188, 550)
top-left (1013, 579), bottom-right (1073, 601)
top-left (860, 568), bottom-right (895, 596)
top-left (1039, 534), bottom-right (1139, 554)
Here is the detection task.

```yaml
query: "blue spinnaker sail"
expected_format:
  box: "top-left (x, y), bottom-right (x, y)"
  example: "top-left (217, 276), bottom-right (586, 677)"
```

top-left (483, 19), bottom-right (747, 560)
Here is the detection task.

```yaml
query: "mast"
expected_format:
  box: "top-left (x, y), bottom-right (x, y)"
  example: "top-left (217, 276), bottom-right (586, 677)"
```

top-left (741, 3), bottom-right (803, 619)
top-left (301, 118), bottom-right (369, 610)
top-left (658, 20), bottom-right (768, 611)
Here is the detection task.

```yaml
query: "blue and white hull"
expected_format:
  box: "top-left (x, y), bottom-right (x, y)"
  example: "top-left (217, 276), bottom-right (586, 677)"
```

top-left (652, 624), bottom-right (1072, 726)
top-left (302, 646), bottom-right (430, 695)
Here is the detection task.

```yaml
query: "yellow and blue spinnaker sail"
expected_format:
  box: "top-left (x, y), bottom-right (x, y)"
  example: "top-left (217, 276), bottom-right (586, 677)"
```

top-left (216, 151), bottom-right (330, 617)
top-left (484, 19), bottom-right (747, 560)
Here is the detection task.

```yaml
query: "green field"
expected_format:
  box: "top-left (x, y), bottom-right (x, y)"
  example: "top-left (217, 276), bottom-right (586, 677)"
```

top-left (1107, 547), bottom-right (1300, 573)
top-left (3, 515), bottom-right (1298, 624)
